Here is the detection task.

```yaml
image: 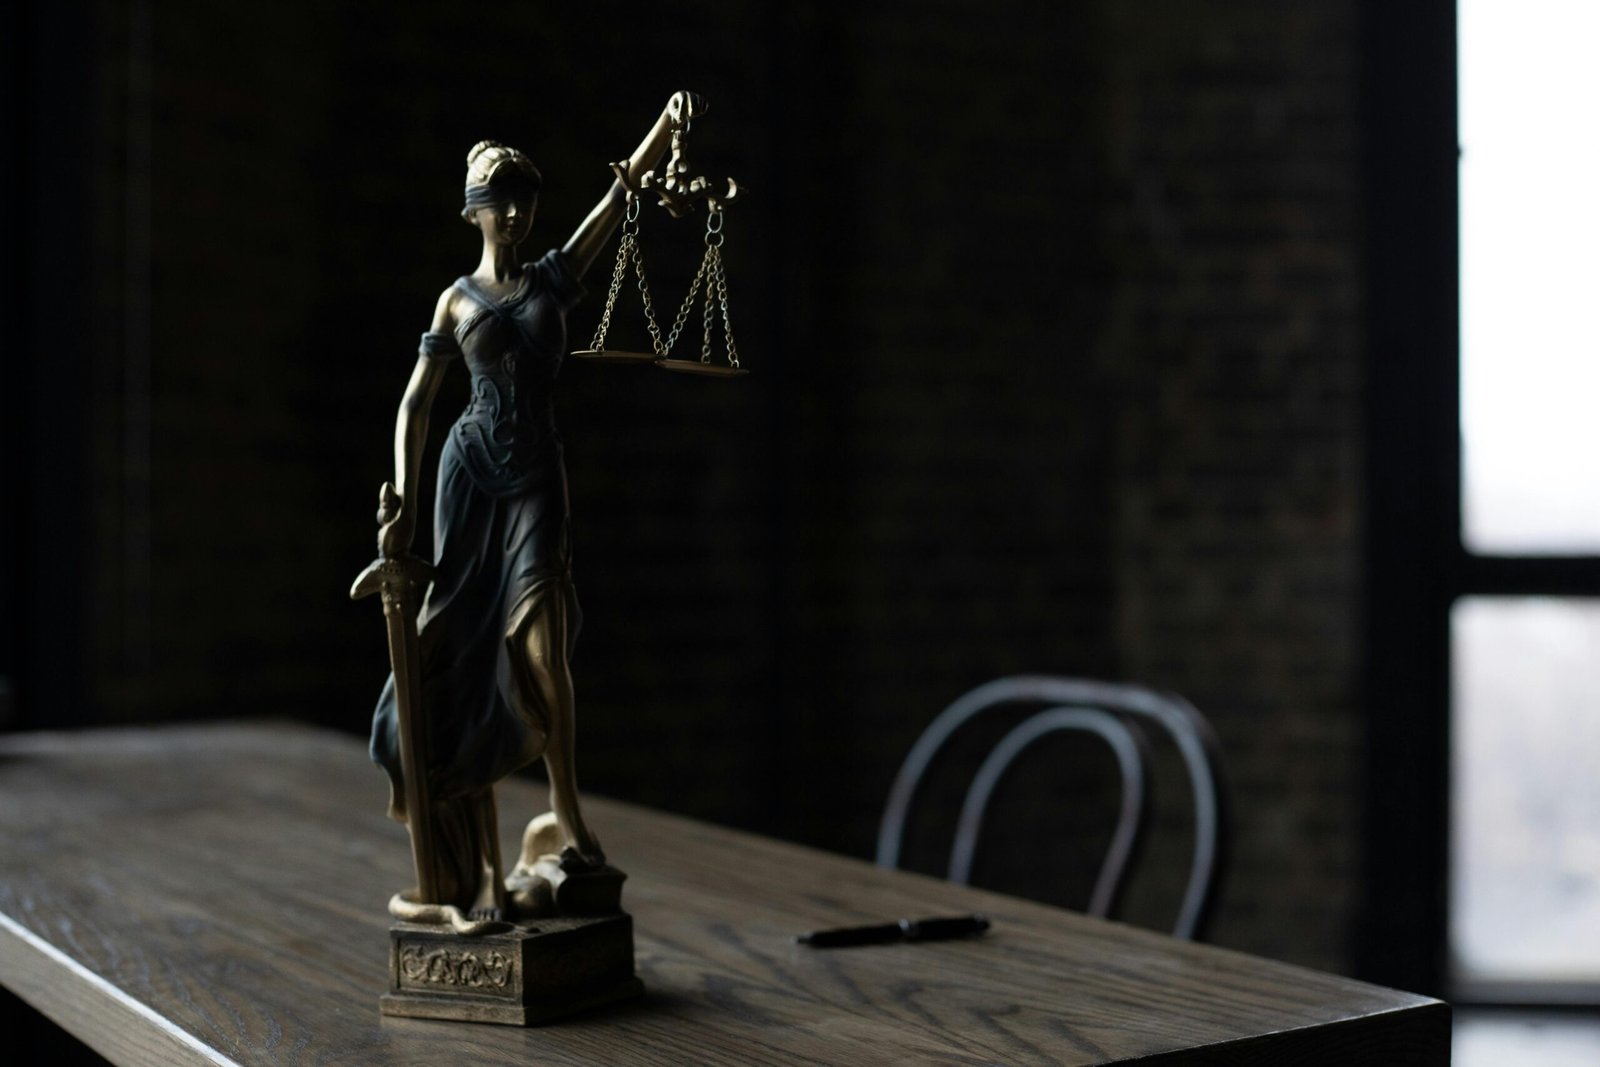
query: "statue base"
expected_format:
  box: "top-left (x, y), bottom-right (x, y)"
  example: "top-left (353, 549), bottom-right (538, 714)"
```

top-left (380, 914), bottom-right (642, 1026)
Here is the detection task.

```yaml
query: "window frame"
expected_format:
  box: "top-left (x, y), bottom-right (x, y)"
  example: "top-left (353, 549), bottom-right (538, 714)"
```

top-left (1357, 0), bottom-right (1600, 1006)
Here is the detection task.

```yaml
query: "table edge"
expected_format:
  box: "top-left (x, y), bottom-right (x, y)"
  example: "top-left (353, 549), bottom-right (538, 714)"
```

top-left (1, 910), bottom-right (239, 1067)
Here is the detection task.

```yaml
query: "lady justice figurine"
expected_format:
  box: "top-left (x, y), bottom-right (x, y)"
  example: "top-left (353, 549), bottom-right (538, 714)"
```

top-left (352, 90), bottom-right (735, 1025)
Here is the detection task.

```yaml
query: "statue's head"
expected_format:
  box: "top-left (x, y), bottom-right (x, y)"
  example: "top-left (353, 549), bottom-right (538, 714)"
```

top-left (462, 140), bottom-right (541, 246)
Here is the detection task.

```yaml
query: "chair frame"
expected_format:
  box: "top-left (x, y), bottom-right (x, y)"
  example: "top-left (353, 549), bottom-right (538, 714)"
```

top-left (948, 706), bottom-right (1152, 921)
top-left (876, 675), bottom-right (1229, 940)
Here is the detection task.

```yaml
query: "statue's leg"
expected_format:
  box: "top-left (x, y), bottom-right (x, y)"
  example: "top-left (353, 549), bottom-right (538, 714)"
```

top-left (506, 587), bottom-right (604, 865)
top-left (467, 788), bottom-right (508, 920)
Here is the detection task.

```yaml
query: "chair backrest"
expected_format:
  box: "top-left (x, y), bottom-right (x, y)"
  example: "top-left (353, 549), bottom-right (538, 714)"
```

top-left (876, 675), bottom-right (1229, 940)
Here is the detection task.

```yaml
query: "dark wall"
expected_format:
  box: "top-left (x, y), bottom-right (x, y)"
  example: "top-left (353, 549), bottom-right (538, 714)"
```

top-left (3, 1), bottom-right (1370, 975)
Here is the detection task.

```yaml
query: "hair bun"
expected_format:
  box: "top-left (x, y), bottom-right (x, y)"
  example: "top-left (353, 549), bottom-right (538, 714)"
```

top-left (466, 140), bottom-right (502, 166)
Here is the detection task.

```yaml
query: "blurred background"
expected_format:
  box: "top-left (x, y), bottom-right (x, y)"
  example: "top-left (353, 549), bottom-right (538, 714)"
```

top-left (2, 0), bottom-right (1597, 1060)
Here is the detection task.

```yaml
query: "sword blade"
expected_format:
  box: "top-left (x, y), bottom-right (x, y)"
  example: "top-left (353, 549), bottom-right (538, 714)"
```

top-left (353, 556), bottom-right (440, 904)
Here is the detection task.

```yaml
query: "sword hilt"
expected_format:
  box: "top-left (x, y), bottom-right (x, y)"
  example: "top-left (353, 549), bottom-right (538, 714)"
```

top-left (350, 555), bottom-right (434, 602)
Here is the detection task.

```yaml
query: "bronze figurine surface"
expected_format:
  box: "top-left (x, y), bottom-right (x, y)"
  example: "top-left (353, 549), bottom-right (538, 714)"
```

top-left (350, 90), bottom-right (740, 1024)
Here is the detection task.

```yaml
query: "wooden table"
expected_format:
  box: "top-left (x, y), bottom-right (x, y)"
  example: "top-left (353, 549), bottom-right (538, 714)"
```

top-left (0, 723), bottom-right (1448, 1065)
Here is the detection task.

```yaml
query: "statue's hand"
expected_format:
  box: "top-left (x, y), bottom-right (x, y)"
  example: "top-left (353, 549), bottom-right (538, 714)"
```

top-left (669, 91), bottom-right (707, 125)
top-left (376, 481), bottom-right (414, 559)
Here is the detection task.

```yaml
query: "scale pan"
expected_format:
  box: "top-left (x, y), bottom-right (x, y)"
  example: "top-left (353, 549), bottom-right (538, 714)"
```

top-left (571, 349), bottom-right (660, 364)
top-left (656, 359), bottom-right (750, 378)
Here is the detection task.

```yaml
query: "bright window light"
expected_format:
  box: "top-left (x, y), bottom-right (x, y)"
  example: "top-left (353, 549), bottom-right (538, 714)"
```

top-left (1460, 0), bottom-right (1600, 554)
top-left (1450, 597), bottom-right (1600, 985)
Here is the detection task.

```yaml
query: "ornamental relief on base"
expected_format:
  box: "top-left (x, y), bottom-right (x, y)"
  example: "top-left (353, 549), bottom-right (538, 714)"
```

top-left (398, 943), bottom-right (516, 994)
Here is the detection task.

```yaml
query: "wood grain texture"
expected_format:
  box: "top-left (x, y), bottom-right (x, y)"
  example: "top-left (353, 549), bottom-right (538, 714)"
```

top-left (0, 724), bottom-right (1448, 1065)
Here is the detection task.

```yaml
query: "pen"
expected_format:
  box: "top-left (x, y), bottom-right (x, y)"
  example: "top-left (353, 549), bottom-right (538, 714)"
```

top-left (796, 914), bottom-right (990, 948)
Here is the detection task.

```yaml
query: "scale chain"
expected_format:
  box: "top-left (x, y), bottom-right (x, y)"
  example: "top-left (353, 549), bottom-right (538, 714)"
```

top-left (591, 193), bottom-right (741, 370)
top-left (631, 237), bottom-right (668, 355)
top-left (590, 235), bottom-right (629, 350)
top-left (664, 248), bottom-right (712, 355)
top-left (590, 197), bottom-right (639, 351)
top-left (705, 206), bottom-right (737, 368)
top-left (715, 248), bottom-right (739, 369)
top-left (701, 246), bottom-right (717, 363)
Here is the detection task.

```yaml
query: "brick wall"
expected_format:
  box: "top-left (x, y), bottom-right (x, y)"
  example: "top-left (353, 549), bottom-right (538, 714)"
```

top-left (1096, 2), bottom-right (1363, 965)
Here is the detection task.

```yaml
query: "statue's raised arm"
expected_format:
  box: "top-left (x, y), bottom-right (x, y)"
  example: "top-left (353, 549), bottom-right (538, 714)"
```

top-left (563, 91), bottom-right (706, 278)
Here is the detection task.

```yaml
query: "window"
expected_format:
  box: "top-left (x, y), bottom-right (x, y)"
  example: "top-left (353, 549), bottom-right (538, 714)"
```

top-left (1451, 0), bottom-right (1600, 1004)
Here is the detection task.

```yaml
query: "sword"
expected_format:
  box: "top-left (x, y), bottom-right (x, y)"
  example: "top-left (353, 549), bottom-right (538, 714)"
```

top-left (351, 517), bottom-right (441, 905)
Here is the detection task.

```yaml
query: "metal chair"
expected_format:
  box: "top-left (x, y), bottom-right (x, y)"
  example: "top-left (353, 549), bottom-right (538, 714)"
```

top-left (876, 675), bottom-right (1228, 940)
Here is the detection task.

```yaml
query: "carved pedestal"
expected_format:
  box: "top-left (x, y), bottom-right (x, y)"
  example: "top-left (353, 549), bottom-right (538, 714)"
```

top-left (381, 914), bottom-right (643, 1026)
